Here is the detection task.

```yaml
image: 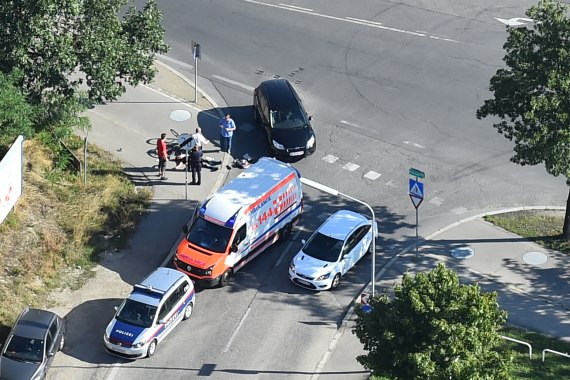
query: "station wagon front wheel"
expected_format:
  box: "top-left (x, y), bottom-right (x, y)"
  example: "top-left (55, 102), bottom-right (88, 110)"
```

top-left (330, 273), bottom-right (341, 290)
top-left (147, 340), bottom-right (157, 358)
top-left (183, 302), bottom-right (193, 320)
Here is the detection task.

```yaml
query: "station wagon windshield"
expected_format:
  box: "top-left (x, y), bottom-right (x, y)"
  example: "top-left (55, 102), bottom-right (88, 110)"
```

top-left (303, 232), bottom-right (343, 262)
top-left (272, 109), bottom-right (306, 129)
top-left (116, 299), bottom-right (157, 328)
top-left (187, 217), bottom-right (232, 253)
top-left (3, 335), bottom-right (43, 362)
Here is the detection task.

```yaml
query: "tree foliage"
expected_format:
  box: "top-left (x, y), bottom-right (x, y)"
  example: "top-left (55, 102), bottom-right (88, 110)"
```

top-left (353, 263), bottom-right (511, 380)
top-left (0, 0), bottom-right (168, 133)
top-left (476, 0), bottom-right (570, 238)
top-left (0, 70), bottom-right (36, 155)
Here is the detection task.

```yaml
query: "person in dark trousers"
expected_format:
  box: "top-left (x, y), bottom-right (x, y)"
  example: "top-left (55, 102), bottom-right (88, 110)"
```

top-left (219, 113), bottom-right (236, 154)
top-left (190, 145), bottom-right (203, 185)
top-left (156, 133), bottom-right (168, 180)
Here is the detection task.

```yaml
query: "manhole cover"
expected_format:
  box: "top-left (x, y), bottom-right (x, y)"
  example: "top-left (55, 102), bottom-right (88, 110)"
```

top-left (169, 110), bottom-right (192, 122)
top-left (450, 247), bottom-right (474, 259)
top-left (523, 251), bottom-right (547, 265)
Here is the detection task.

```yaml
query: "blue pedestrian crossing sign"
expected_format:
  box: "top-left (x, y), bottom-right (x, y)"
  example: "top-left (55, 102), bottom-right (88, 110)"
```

top-left (409, 179), bottom-right (424, 209)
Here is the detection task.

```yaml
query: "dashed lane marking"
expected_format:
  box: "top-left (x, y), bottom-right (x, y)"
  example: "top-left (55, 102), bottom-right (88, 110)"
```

top-left (364, 171), bottom-right (381, 180)
top-left (342, 162), bottom-right (360, 172)
top-left (322, 154), bottom-right (339, 164)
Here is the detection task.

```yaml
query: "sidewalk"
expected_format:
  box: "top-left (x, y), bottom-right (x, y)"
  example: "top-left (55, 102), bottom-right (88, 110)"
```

top-left (319, 211), bottom-right (570, 379)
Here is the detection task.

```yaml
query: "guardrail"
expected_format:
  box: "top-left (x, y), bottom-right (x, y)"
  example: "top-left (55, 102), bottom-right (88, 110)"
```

top-left (501, 335), bottom-right (532, 359)
top-left (542, 349), bottom-right (570, 363)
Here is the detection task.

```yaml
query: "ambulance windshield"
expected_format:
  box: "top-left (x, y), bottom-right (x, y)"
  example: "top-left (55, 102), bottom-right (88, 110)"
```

top-left (187, 216), bottom-right (232, 253)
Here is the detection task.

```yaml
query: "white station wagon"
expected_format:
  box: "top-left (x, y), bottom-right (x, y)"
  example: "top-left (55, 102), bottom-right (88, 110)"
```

top-left (289, 210), bottom-right (376, 290)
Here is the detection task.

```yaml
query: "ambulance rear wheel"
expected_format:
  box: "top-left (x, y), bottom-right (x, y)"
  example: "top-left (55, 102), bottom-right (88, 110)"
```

top-left (219, 270), bottom-right (232, 287)
top-left (279, 223), bottom-right (292, 242)
top-left (147, 340), bottom-right (157, 358)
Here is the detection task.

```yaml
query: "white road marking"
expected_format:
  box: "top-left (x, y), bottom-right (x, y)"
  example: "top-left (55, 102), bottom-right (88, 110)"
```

top-left (364, 171), bottom-right (382, 180)
top-left (105, 363), bottom-right (120, 380)
top-left (494, 17), bottom-right (533, 26)
top-left (429, 196), bottom-right (444, 206)
top-left (342, 162), bottom-right (360, 172)
top-left (223, 306), bottom-right (251, 353)
top-left (212, 75), bottom-right (255, 92)
top-left (245, 0), bottom-right (448, 40)
top-left (402, 140), bottom-right (425, 149)
top-left (279, 3), bottom-right (314, 12)
top-left (322, 154), bottom-right (339, 163)
top-left (157, 54), bottom-right (194, 70)
top-left (346, 17), bottom-right (382, 26)
top-left (275, 241), bottom-right (293, 267)
top-left (385, 179), bottom-right (398, 188)
top-left (451, 206), bottom-right (468, 214)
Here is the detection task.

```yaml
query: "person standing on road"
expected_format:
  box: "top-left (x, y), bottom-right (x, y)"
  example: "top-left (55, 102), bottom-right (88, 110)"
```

top-left (156, 133), bottom-right (168, 180)
top-left (219, 114), bottom-right (236, 154)
top-left (192, 127), bottom-right (210, 150)
top-left (190, 145), bottom-right (203, 185)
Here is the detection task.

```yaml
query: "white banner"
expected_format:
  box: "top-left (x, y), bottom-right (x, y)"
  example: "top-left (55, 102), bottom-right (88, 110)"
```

top-left (0, 135), bottom-right (24, 224)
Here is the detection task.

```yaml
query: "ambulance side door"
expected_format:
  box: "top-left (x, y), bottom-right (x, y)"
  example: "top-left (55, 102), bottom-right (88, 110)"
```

top-left (230, 224), bottom-right (248, 262)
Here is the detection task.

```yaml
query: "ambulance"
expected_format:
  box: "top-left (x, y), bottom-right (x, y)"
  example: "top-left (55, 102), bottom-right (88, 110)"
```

top-left (174, 157), bottom-right (303, 287)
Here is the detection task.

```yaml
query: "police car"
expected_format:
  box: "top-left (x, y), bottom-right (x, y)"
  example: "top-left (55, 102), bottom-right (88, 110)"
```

top-left (103, 267), bottom-right (195, 359)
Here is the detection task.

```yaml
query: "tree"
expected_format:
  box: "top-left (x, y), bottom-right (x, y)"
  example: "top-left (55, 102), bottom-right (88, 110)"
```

top-left (0, 70), bottom-right (36, 156)
top-left (0, 0), bottom-right (168, 131)
top-left (476, 0), bottom-right (570, 239)
top-left (353, 263), bottom-right (511, 380)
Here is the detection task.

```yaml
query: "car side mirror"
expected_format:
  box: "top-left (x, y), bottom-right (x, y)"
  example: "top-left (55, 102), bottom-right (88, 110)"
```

top-left (183, 225), bottom-right (190, 234)
top-left (47, 350), bottom-right (55, 357)
top-left (308, 115), bottom-right (313, 121)
top-left (231, 244), bottom-right (238, 253)
top-left (159, 319), bottom-right (166, 325)
top-left (114, 306), bottom-right (118, 312)
top-left (301, 239), bottom-right (306, 244)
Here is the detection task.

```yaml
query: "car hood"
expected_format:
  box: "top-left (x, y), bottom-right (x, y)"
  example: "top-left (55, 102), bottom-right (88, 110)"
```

top-left (292, 252), bottom-right (336, 278)
top-left (272, 126), bottom-right (313, 149)
top-left (177, 242), bottom-right (224, 269)
top-left (0, 355), bottom-right (42, 380)
top-left (106, 319), bottom-right (149, 346)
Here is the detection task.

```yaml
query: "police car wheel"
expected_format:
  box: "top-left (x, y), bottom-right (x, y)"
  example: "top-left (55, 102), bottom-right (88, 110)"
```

top-left (330, 273), bottom-right (341, 290)
top-left (183, 302), bottom-right (193, 320)
top-left (219, 270), bottom-right (232, 287)
top-left (147, 340), bottom-right (157, 358)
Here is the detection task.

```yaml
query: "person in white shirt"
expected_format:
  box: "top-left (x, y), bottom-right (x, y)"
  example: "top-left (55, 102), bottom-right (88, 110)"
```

top-left (192, 127), bottom-right (209, 150)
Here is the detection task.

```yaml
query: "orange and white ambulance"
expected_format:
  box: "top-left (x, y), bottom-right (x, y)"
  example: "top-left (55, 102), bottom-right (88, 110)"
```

top-left (174, 157), bottom-right (303, 287)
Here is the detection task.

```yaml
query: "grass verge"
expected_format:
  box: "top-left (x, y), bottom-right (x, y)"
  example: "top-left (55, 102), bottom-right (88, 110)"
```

top-left (0, 136), bottom-right (152, 329)
top-left (484, 210), bottom-right (570, 254)
top-left (501, 326), bottom-right (570, 379)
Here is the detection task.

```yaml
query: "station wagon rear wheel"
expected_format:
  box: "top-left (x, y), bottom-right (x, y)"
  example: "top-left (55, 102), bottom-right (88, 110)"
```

top-left (147, 340), bottom-right (157, 358)
top-left (330, 273), bottom-right (341, 290)
top-left (59, 335), bottom-right (65, 351)
top-left (183, 302), bottom-right (193, 320)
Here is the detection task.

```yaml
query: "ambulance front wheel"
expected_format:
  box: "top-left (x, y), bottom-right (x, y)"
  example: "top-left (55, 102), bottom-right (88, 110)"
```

top-left (219, 270), bottom-right (232, 287)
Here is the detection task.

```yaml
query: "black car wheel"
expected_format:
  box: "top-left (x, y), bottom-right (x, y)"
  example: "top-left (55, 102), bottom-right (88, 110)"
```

top-left (330, 273), bottom-right (341, 290)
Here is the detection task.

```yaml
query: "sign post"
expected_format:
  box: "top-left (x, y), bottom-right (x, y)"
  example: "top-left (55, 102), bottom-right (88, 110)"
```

top-left (192, 41), bottom-right (201, 103)
top-left (408, 168), bottom-right (425, 259)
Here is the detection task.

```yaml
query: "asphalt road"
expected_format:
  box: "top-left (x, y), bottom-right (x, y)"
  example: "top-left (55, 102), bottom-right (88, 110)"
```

top-left (48, 1), bottom-right (568, 379)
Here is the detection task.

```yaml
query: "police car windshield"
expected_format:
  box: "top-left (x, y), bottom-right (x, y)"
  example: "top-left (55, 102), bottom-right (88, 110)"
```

top-left (303, 232), bottom-right (343, 262)
top-left (187, 216), bottom-right (232, 253)
top-left (116, 299), bottom-right (156, 328)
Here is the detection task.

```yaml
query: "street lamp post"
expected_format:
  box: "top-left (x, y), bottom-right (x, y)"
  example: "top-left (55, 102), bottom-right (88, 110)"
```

top-left (300, 177), bottom-right (376, 298)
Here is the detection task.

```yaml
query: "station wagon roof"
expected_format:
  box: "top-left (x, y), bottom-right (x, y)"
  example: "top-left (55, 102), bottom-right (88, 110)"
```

top-left (12, 309), bottom-right (55, 340)
top-left (318, 210), bottom-right (368, 241)
top-left (202, 157), bottom-right (297, 224)
top-left (260, 79), bottom-right (299, 111)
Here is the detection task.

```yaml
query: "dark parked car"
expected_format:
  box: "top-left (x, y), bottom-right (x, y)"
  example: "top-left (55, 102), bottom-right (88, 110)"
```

top-left (253, 79), bottom-right (316, 159)
top-left (0, 308), bottom-right (65, 380)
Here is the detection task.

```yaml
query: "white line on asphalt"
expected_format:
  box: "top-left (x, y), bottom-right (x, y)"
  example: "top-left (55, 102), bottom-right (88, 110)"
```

top-left (157, 54), bottom-right (194, 70)
top-left (346, 16), bottom-right (382, 26)
top-left (223, 306), bottom-right (251, 353)
top-left (274, 228), bottom-right (302, 267)
top-left (279, 3), bottom-right (314, 12)
top-left (212, 75), bottom-right (255, 92)
top-left (141, 84), bottom-right (219, 119)
top-left (105, 363), bottom-right (120, 380)
top-left (245, 0), bottom-right (434, 39)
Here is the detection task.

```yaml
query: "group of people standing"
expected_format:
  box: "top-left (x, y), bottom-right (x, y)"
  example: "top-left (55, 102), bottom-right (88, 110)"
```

top-left (156, 113), bottom-right (236, 185)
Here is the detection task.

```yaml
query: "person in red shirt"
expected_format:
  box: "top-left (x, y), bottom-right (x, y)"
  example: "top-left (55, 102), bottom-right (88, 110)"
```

top-left (156, 133), bottom-right (168, 180)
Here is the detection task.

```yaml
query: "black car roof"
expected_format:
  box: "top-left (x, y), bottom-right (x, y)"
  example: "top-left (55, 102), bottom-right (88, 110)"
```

top-left (12, 308), bottom-right (57, 340)
top-left (259, 79), bottom-right (299, 111)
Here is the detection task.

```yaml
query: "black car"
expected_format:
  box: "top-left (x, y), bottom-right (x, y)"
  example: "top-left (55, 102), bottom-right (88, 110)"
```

top-left (253, 79), bottom-right (316, 159)
top-left (0, 308), bottom-right (65, 380)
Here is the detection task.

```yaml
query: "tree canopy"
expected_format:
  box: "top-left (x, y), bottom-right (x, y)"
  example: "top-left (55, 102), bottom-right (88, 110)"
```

top-left (476, 0), bottom-right (570, 238)
top-left (353, 263), bottom-right (511, 380)
top-left (0, 0), bottom-right (168, 138)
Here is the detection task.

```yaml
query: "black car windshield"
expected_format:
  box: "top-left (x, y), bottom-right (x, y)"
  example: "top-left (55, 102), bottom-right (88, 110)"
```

top-left (303, 232), bottom-right (343, 262)
top-left (2, 335), bottom-right (44, 362)
top-left (272, 109), bottom-right (306, 129)
top-left (187, 216), bottom-right (232, 253)
top-left (116, 299), bottom-right (157, 328)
